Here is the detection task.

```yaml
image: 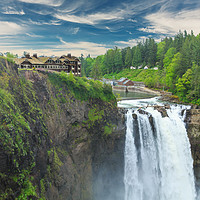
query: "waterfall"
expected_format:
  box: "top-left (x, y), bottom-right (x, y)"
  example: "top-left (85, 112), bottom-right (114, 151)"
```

top-left (124, 105), bottom-right (196, 200)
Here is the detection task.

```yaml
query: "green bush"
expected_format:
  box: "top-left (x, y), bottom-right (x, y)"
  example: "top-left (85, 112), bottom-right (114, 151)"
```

top-left (48, 72), bottom-right (116, 103)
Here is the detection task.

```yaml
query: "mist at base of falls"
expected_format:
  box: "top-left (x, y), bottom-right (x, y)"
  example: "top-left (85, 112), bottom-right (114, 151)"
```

top-left (123, 98), bottom-right (197, 200)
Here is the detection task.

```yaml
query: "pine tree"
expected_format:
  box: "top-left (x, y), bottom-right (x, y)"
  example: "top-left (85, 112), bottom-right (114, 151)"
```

top-left (125, 47), bottom-right (132, 67)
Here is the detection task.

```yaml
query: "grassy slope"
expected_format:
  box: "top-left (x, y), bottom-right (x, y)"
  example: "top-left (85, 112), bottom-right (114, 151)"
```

top-left (104, 69), bottom-right (166, 89)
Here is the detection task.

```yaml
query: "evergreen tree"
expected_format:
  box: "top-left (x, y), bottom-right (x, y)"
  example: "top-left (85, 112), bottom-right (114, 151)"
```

top-left (157, 41), bottom-right (166, 69)
top-left (104, 49), bottom-right (115, 73)
top-left (90, 57), bottom-right (102, 79)
top-left (114, 47), bottom-right (123, 72)
top-left (148, 38), bottom-right (157, 66)
top-left (125, 47), bottom-right (132, 67)
top-left (132, 46), bottom-right (142, 67)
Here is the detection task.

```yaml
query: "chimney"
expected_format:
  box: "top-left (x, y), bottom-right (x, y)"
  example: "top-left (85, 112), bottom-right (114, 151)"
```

top-left (25, 53), bottom-right (30, 59)
top-left (33, 53), bottom-right (37, 58)
top-left (67, 53), bottom-right (71, 58)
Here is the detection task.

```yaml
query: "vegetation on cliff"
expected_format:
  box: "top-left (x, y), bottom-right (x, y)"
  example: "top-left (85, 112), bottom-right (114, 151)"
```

top-left (0, 57), bottom-right (120, 200)
top-left (48, 71), bottom-right (116, 103)
top-left (81, 31), bottom-right (200, 105)
top-left (0, 58), bottom-right (48, 199)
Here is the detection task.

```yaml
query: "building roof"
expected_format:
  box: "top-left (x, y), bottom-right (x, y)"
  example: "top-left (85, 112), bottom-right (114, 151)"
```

top-left (15, 54), bottom-right (79, 65)
top-left (123, 80), bottom-right (133, 85)
top-left (14, 57), bottom-right (43, 65)
top-left (118, 77), bottom-right (128, 82)
top-left (52, 57), bottom-right (60, 61)
top-left (37, 57), bottom-right (50, 63)
top-left (30, 57), bottom-right (44, 64)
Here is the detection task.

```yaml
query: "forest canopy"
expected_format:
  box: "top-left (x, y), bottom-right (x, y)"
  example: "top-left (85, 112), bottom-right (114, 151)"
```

top-left (80, 31), bottom-right (200, 105)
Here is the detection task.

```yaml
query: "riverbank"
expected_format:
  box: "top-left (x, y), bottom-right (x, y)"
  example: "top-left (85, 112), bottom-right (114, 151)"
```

top-left (113, 85), bottom-right (160, 94)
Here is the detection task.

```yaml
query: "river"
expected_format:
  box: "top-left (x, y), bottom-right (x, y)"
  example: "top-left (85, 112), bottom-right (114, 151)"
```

top-left (113, 89), bottom-right (155, 100)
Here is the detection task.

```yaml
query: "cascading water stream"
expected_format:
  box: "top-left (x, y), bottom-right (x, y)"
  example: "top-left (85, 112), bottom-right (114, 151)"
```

top-left (123, 100), bottom-right (196, 200)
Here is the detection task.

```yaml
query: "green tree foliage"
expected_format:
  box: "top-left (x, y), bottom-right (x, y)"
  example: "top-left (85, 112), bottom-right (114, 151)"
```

top-left (104, 49), bottom-right (115, 73)
top-left (81, 56), bottom-right (95, 77)
top-left (125, 47), bottom-right (132, 67)
top-left (81, 31), bottom-right (200, 105)
top-left (48, 72), bottom-right (116, 103)
top-left (176, 68), bottom-right (192, 100)
top-left (189, 63), bottom-right (200, 104)
top-left (114, 47), bottom-right (123, 72)
top-left (147, 38), bottom-right (157, 66)
top-left (132, 46), bottom-right (142, 67)
top-left (157, 41), bottom-right (166, 69)
top-left (163, 47), bottom-right (176, 68)
top-left (90, 57), bottom-right (102, 80)
top-left (166, 52), bottom-right (182, 92)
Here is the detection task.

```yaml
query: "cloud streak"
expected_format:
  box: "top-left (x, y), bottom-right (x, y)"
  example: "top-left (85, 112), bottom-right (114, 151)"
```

top-left (2, 6), bottom-right (25, 15)
top-left (54, 11), bottom-right (125, 25)
top-left (0, 22), bottom-right (25, 35)
top-left (140, 8), bottom-right (200, 36)
top-left (17, 0), bottom-right (64, 6)
top-left (55, 37), bottom-right (110, 56)
top-left (26, 33), bottom-right (43, 38)
top-left (28, 19), bottom-right (62, 26)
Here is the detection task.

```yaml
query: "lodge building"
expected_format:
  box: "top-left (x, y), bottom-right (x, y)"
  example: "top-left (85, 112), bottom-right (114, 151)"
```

top-left (14, 53), bottom-right (81, 76)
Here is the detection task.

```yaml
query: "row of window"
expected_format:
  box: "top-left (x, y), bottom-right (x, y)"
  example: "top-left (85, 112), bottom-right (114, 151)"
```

top-left (21, 65), bottom-right (69, 69)
top-left (46, 59), bottom-right (76, 64)
top-left (34, 65), bottom-right (68, 69)
top-left (20, 65), bottom-right (81, 73)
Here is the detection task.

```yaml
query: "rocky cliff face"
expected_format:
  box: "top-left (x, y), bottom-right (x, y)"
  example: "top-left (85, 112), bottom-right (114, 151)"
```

top-left (186, 109), bottom-right (200, 168)
top-left (185, 108), bottom-right (200, 191)
top-left (0, 58), bottom-right (125, 200)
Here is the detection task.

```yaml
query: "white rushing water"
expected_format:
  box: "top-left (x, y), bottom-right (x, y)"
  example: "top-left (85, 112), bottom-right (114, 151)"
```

top-left (123, 98), bottom-right (197, 200)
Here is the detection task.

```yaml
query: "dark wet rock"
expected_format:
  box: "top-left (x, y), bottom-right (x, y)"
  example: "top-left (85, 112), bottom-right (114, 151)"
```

top-left (164, 104), bottom-right (170, 109)
top-left (158, 107), bottom-right (168, 117)
top-left (184, 108), bottom-right (200, 187)
top-left (132, 113), bottom-right (137, 119)
top-left (138, 108), bottom-right (149, 115)
top-left (153, 106), bottom-right (169, 117)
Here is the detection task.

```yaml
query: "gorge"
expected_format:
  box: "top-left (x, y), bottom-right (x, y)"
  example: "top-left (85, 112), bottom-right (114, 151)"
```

top-left (0, 58), bottom-right (200, 200)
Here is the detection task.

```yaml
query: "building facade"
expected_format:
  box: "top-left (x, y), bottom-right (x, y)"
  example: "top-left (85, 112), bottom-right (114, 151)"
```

top-left (14, 53), bottom-right (81, 76)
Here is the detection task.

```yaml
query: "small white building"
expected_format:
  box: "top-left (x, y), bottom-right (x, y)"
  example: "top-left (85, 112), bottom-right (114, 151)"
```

top-left (144, 66), bottom-right (149, 69)
top-left (130, 66), bottom-right (136, 69)
top-left (138, 65), bottom-right (143, 69)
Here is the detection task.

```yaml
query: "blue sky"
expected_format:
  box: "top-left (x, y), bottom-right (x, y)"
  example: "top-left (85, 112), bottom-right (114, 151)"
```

top-left (0, 0), bottom-right (200, 57)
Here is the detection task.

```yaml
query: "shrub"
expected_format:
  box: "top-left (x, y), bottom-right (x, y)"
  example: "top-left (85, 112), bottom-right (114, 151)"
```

top-left (48, 72), bottom-right (116, 103)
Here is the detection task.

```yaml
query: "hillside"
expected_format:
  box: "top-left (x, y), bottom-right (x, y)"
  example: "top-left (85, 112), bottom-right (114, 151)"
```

top-left (0, 58), bottom-right (125, 200)
top-left (81, 31), bottom-right (200, 105)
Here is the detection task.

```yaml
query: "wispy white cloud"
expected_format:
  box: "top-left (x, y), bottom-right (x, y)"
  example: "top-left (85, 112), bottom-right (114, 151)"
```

top-left (126, 31), bottom-right (132, 35)
top-left (115, 35), bottom-right (165, 48)
top-left (128, 19), bottom-right (137, 23)
top-left (71, 27), bottom-right (80, 35)
top-left (105, 26), bottom-right (119, 33)
top-left (140, 8), bottom-right (200, 35)
top-left (26, 33), bottom-right (43, 38)
top-left (53, 0), bottom-right (168, 27)
top-left (56, 37), bottom-right (110, 56)
top-left (28, 19), bottom-right (62, 26)
top-left (17, 0), bottom-right (64, 6)
top-left (0, 37), bottom-right (110, 57)
top-left (115, 38), bottom-right (144, 47)
top-left (115, 36), bottom-right (162, 47)
top-left (2, 6), bottom-right (25, 15)
top-left (0, 21), bottom-right (25, 35)
top-left (54, 11), bottom-right (125, 25)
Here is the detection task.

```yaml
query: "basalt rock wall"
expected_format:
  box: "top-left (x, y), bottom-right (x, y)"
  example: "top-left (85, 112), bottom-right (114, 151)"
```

top-left (185, 108), bottom-right (200, 188)
top-left (0, 58), bottom-right (125, 200)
